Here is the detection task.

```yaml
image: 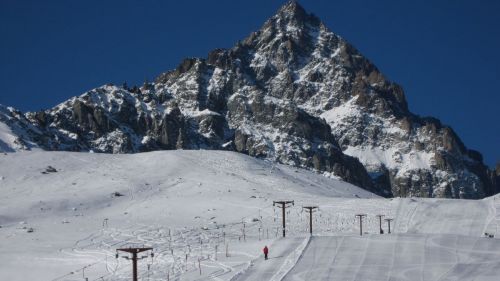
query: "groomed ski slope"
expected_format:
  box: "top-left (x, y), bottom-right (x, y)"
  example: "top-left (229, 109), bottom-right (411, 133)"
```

top-left (0, 150), bottom-right (499, 281)
top-left (283, 234), bottom-right (500, 281)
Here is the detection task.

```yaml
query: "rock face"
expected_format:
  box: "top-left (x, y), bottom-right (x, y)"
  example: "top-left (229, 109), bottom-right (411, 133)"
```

top-left (0, 1), bottom-right (496, 198)
top-left (491, 163), bottom-right (500, 195)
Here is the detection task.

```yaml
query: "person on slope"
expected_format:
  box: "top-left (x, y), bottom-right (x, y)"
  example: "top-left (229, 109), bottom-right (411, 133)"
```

top-left (263, 245), bottom-right (269, 260)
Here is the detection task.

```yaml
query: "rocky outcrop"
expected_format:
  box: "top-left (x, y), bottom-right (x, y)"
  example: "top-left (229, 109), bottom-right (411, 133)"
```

top-left (0, 105), bottom-right (42, 151)
top-left (0, 1), bottom-right (496, 198)
top-left (491, 163), bottom-right (500, 195)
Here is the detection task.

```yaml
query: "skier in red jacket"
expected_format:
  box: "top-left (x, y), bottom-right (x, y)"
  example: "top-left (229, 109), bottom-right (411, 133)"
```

top-left (263, 245), bottom-right (269, 260)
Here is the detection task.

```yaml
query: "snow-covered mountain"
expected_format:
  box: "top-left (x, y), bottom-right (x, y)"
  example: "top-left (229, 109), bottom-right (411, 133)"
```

top-left (0, 1), bottom-right (497, 198)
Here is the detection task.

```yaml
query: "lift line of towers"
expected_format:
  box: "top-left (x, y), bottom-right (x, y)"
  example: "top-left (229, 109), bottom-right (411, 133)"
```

top-left (113, 200), bottom-right (395, 281)
top-left (272, 200), bottom-right (394, 237)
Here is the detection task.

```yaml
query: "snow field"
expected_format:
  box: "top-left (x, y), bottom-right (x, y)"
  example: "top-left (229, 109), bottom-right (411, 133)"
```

top-left (0, 150), bottom-right (497, 280)
top-left (0, 150), bottom-right (375, 281)
top-left (283, 234), bottom-right (500, 281)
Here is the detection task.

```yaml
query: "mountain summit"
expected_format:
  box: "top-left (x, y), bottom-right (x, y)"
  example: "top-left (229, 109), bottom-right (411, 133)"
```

top-left (0, 1), bottom-right (497, 198)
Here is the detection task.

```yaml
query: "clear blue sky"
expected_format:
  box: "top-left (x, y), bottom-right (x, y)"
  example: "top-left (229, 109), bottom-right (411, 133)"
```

top-left (0, 0), bottom-right (498, 166)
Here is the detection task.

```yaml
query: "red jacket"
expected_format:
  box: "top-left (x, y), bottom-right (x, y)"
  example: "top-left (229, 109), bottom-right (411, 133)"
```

top-left (263, 246), bottom-right (269, 254)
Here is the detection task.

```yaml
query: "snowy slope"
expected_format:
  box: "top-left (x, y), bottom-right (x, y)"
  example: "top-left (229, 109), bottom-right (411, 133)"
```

top-left (0, 120), bottom-right (17, 152)
top-left (0, 105), bottom-right (41, 152)
top-left (0, 150), bottom-right (498, 281)
top-left (284, 234), bottom-right (500, 281)
top-left (0, 150), bottom-right (374, 281)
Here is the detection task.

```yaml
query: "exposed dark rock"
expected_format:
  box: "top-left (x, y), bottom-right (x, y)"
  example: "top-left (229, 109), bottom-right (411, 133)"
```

top-left (112, 192), bottom-right (124, 197)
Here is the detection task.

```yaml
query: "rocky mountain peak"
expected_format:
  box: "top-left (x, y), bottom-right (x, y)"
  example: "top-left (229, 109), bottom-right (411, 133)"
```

top-left (275, 1), bottom-right (313, 25)
top-left (278, 1), bottom-right (303, 14)
top-left (242, 1), bottom-right (322, 56)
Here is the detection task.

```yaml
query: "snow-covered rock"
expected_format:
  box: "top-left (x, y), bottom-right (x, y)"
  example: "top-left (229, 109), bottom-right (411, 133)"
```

top-left (0, 105), bottom-right (41, 152)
